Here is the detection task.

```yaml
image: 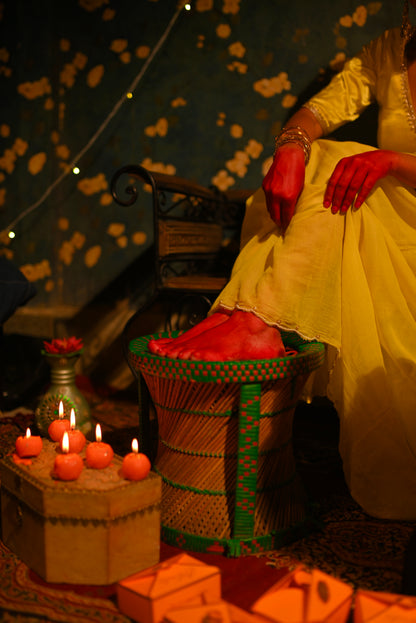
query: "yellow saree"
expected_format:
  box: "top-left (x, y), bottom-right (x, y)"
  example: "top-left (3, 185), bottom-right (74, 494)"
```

top-left (212, 28), bottom-right (416, 519)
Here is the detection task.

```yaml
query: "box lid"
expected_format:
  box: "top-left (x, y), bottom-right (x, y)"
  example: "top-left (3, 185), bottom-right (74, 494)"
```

top-left (354, 590), bottom-right (416, 623)
top-left (164, 600), bottom-right (264, 622)
top-left (118, 553), bottom-right (220, 599)
top-left (252, 566), bottom-right (353, 623)
top-left (0, 440), bottom-right (161, 522)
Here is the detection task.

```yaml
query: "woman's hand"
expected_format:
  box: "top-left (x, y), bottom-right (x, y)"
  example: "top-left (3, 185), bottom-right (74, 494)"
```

top-left (262, 144), bottom-right (306, 231)
top-left (324, 150), bottom-right (397, 213)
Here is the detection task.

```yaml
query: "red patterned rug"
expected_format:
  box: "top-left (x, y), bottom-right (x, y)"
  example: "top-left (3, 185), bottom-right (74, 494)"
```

top-left (0, 385), bottom-right (415, 621)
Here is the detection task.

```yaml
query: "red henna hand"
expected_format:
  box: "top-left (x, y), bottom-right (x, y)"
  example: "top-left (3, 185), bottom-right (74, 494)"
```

top-left (262, 144), bottom-right (305, 231)
top-left (324, 150), bottom-right (395, 213)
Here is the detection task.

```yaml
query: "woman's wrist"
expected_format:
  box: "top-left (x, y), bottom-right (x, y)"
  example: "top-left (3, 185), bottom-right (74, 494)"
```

top-left (274, 126), bottom-right (312, 164)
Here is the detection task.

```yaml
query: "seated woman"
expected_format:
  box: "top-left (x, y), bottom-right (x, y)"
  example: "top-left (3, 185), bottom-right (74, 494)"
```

top-left (149, 1), bottom-right (416, 521)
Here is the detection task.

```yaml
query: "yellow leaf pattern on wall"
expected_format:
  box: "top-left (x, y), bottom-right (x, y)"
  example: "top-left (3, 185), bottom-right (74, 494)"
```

top-left (145, 118), bottom-right (169, 137)
top-left (20, 260), bottom-right (52, 282)
top-left (216, 24), bottom-right (231, 38)
top-left (107, 223), bottom-right (125, 237)
top-left (87, 64), bottom-right (104, 88)
top-left (132, 231), bottom-right (147, 246)
top-left (17, 77), bottom-right (51, 100)
top-left (28, 153), bottom-right (47, 175)
top-left (116, 235), bottom-right (128, 248)
top-left (230, 124), bottom-right (243, 138)
top-left (110, 39), bottom-right (128, 53)
top-left (100, 192), bottom-right (113, 206)
top-left (85, 245), bottom-right (102, 268)
top-left (211, 169), bottom-right (235, 191)
top-left (222, 0), bottom-right (241, 15)
top-left (196, 0), bottom-right (214, 11)
top-left (102, 8), bottom-right (116, 21)
top-left (135, 46), bottom-right (151, 59)
top-left (79, 0), bottom-right (109, 12)
top-left (228, 42), bottom-right (246, 58)
top-left (77, 173), bottom-right (108, 195)
top-left (353, 6), bottom-right (368, 27)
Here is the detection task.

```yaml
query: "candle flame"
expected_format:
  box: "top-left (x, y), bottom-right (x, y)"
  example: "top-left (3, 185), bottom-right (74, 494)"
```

top-left (132, 438), bottom-right (139, 453)
top-left (25, 428), bottom-right (31, 439)
top-left (62, 431), bottom-right (69, 453)
top-left (95, 423), bottom-right (102, 443)
top-left (59, 400), bottom-right (64, 419)
top-left (70, 408), bottom-right (76, 430)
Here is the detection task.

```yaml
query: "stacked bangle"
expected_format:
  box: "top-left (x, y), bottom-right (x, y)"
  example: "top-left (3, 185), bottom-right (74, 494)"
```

top-left (274, 125), bottom-right (312, 164)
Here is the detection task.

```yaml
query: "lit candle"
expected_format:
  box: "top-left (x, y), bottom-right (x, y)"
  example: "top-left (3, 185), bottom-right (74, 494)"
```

top-left (54, 431), bottom-right (83, 481)
top-left (15, 428), bottom-right (43, 458)
top-left (61, 409), bottom-right (86, 454)
top-left (121, 438), bottom-right (151, 481)
top-left (48, 400), bottom-right (71, 442)
top-left (86, 423), bottom-right (114, 469)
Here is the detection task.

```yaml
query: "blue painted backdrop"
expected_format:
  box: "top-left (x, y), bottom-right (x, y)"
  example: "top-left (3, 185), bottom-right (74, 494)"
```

top-left (0, 0), bottom-right (400, 308)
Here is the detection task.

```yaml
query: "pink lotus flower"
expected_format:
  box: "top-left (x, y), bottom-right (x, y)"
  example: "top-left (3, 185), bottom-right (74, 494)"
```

top-left (43, 336), bottom-right (84, 354)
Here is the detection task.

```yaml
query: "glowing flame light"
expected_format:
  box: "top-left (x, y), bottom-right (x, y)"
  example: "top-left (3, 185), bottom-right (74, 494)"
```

top-left (132, 438), bottom-right (139, 453)
top-left (62, 431), bottom-right (69, 454)
top-left (59, 400), bottom-right (64, 419)
top-left (25, 428), bottom-right (31, 439)
top-left (70, 408), bottom-right (76, 430)
top-left (95, 423), bottom-right (102, 443)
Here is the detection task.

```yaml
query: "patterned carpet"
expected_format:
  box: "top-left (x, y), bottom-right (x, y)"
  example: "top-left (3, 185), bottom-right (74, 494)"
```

top-left (0, 380), bottom-right (415, 621)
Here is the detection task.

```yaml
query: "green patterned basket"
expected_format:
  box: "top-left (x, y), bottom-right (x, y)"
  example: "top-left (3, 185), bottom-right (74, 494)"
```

top-left (128, 331), bottom-right (325, 557)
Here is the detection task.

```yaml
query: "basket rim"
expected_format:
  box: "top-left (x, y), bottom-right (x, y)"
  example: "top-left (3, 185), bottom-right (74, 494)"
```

top-left (128, 331), bottom-right (325, 384)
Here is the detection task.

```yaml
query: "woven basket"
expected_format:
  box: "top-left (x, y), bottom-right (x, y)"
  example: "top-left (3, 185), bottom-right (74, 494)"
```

top-left (128, 332), bottom-right (325, 556)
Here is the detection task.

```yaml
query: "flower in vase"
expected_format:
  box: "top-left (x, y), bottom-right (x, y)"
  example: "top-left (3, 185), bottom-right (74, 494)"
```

top-left (43, 336), bottom-right (84, 354)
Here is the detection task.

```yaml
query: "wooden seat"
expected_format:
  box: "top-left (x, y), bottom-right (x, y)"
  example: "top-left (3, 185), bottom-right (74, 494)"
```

top-left (111, 164), bottom-right (253, 326)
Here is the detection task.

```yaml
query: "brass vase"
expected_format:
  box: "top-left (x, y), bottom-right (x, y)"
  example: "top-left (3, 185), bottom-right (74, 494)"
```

top-left (35, 350), bottom-right (92, 436)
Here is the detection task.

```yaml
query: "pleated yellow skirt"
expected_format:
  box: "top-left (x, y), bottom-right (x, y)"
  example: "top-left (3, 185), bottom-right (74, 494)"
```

top-left (212, 139), bottom-right (416, 519)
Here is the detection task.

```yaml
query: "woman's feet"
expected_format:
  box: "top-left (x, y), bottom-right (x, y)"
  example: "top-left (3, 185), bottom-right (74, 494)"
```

top-left (148, 310), bottom-right (286, 361)
top-left (148, 311), bottom-right (230, 355)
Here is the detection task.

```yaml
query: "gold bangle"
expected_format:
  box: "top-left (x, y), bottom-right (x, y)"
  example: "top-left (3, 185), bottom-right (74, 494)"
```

top-left (274, 126), bottom-right (312, 164)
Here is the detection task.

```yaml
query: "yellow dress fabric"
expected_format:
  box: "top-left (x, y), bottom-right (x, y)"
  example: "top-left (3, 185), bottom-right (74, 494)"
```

top-left (212, 27), bottom-right (416, 519)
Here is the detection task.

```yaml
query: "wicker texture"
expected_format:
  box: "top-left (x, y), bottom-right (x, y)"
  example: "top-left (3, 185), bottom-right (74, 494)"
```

top-left (128, 332), bottom-right (325, 555)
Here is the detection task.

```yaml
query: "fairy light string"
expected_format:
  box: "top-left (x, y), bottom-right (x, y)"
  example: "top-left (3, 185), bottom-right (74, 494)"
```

top-left (3, 2), bottom-right (191, 239)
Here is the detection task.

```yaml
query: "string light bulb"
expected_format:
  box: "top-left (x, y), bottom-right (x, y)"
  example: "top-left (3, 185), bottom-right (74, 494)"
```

top-left (72, 166), bottom-right (80, 175)
top-left (184, 3), bottom-right (191, 10)
top-left (126, 92), bottom-right (133, 99)
top-left (8, 231), bottom-right (15, 239)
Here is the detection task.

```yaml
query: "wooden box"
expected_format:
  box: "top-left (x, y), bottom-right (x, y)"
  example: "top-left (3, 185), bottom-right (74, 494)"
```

top-left (251, 565), bottom-right (353, 623)
top-left (0, 440), bottom-right (161, 585)
top-left (117, 553), bottom-right (221, 623)
top-left (164, 600), bottom-right (267, 622)
top-left (354, 589), bottom-right (416, 623)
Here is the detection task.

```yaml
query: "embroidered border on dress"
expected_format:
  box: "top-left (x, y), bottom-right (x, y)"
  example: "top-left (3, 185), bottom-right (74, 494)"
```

top-left (302, 102), bottom-right (330, 135)
top-left (400, 35), bottom-right (416, 136)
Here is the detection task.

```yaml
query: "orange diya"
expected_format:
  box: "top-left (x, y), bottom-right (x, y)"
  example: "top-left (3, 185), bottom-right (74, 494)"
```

top-left (86, 423), bottom-right (114, 469)
top-left (48, 400), bottom-right (71, 442)
top-left (54, 431), bottom-right (83, 481)
top-left (15, 428), bottom-right (43, 458)
top-left (62, 408), bottom-right (86, 454)
top-left (121, 438), bottom-right (151, 481)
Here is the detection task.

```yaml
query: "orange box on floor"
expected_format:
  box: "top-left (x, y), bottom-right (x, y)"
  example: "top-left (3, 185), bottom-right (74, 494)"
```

top-left (354, 589), bottom-right (416, 622)
top-left (163, 599), bottom-right (268, 622)
top-left (0, 440), bottom-right (161, 585)
top-left (251, 565), bottom-right (353, 623)
top-left (117, 553), bottom-right (221, 623)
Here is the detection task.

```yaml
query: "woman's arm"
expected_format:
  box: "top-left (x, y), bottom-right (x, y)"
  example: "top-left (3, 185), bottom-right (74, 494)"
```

top-left (262, 107), bottom-right (324, 230)
top-left (324, 150), bottom-right (416, 213)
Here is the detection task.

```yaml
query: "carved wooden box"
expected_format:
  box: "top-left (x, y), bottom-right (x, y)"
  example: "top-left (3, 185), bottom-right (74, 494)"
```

top-left (0, 440), bottom-right (161, 585)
